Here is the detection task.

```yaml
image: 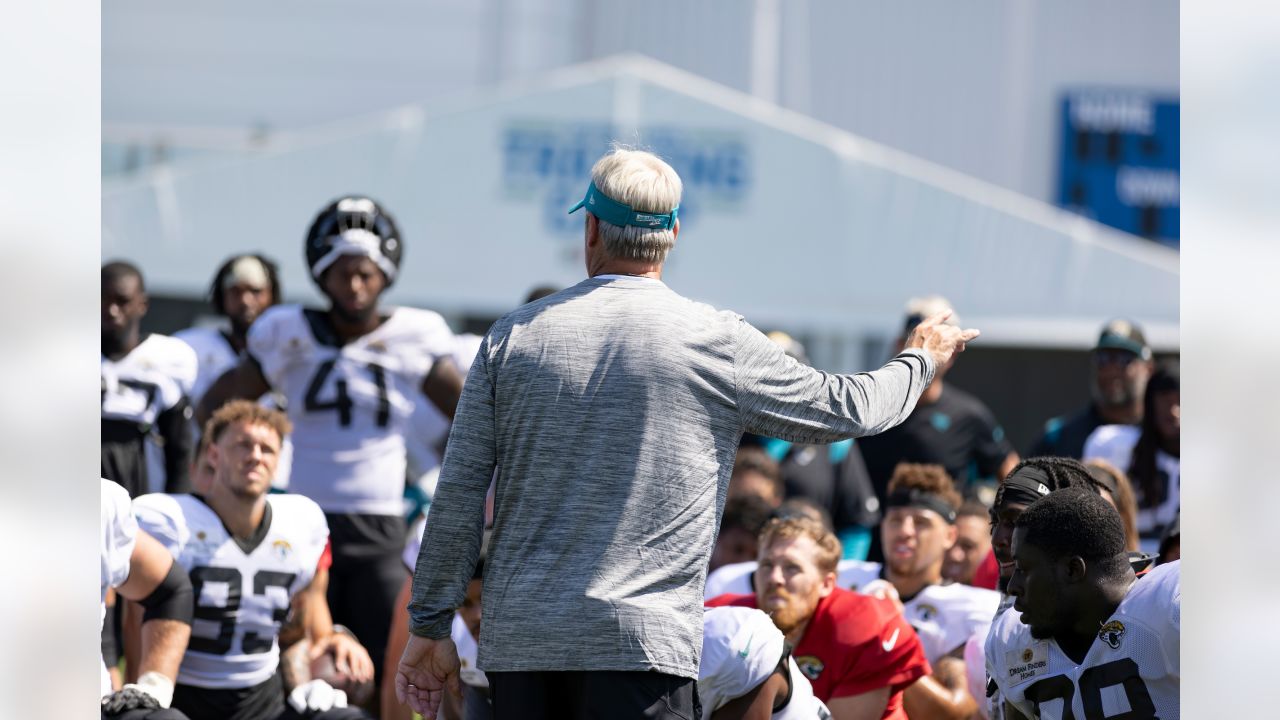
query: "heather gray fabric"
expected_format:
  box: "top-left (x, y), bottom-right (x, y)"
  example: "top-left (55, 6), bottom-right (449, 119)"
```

top-left (408, 275), bottom-right (936, 679)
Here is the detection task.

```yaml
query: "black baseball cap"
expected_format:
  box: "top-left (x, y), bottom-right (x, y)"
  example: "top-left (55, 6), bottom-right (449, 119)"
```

top-left (1094, 319), bottom-right (1151, 360)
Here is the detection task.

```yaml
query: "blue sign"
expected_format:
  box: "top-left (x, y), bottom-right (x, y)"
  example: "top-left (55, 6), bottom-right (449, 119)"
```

top-left (502, 122), bottom-right (751, 237)
top-left (1057, 91), bottom-right (1179, 248)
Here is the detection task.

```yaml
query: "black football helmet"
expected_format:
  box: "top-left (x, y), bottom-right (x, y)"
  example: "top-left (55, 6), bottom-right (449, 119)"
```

top-left (304, 196), bottom-right (403, 286)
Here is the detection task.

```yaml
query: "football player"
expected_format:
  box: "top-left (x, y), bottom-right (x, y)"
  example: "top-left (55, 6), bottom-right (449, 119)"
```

top-left (197, 196), bottom-right (465, 684)
top-left (102, 260), bottom-right (197, 499)
top-left (100, 478), bottom-right (195, 719)
top-left (133, 401), bottom-right (374, 720)
top-left (982, 457), bottom-right (1103, 719)
top-left (986, 487), bottom-right (1178, 719)
top-left (707, 516), bottom-right (930, 720)
top-left (699, 606), bottom-right (831, 719)
top-left (862, 464), bottom-right (998, 719)
top-left (941, 500), bottom-right (993, 586)
top-left (102, 260), bottom-right (199, 690)
top-left (175, 254), bottom-right (293, 490)
top-left (176, 254), bottom-right (282, 407)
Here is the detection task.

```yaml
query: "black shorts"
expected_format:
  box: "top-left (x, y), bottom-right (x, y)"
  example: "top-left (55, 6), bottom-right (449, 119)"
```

top-left (172, 673), bottom-right (370, 720)
top-left (488, 670), bottom-right (700, 720)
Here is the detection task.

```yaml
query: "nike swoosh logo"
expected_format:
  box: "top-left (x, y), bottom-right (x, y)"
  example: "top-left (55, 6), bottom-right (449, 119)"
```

top-left (739, 634), bottom-right (753, 658)
top-left (882, 628), bottom-right (900, 652)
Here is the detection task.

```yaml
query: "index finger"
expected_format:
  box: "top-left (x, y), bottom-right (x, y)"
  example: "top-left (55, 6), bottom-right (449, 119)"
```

top-left (959, 328), bottom-right (980, 342)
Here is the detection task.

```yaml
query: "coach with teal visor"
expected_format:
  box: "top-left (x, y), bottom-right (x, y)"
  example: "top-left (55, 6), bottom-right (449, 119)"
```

top-left (567, 181), bottom-right (679, 229)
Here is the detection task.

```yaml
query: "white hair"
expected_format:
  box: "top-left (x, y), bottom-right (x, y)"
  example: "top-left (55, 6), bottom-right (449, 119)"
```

top-left (589, 148), bottom-right (683, 264)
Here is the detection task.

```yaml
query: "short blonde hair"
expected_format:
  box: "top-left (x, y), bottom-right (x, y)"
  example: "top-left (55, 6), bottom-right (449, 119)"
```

top-left (203, 400), bottom-right (291, 447)
top-left (758, 516), bottom-right (842, 575)
top-left (589, 148), bottom-right (682, 264)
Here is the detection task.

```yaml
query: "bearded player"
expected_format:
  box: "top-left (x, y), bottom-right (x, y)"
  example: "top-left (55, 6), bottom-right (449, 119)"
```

top-left (707, 516), bottom-right (930, 719)
top-left (133, 401), bottom-right (373, 720)
top-left (986, 487), bottom-right (1179, 719)
top-left (198, 196), bottom-right (465, 684)
top-left (706, 465), bottom-right (1001, 718)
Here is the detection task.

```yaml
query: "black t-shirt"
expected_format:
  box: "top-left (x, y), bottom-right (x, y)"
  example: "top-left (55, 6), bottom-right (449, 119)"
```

top-left (857, 384), bottom-right (1014, 501)
top-left (777, 440), bottom-right (881, 529)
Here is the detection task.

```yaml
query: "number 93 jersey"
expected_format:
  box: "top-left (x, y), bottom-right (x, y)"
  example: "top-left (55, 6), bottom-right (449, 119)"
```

top-left (985, 561), bottom-right (1180, 720)
top-left (247, 304), bottom-right (455, 515)
top-left (132, 492), bottom-right (329, 689)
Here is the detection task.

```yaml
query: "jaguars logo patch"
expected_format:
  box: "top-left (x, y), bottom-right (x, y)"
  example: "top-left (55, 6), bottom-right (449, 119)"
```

top-left (272, 539), bottom-right (293, 560)
top-left (795, 655), bottom-right (825, 681)
top-left (1099, 620), bottom-right (1125, 649)
top-left (1021, 648), bottom-right (1034, 663)
top-left (914, 603), bottom-right (939, 622)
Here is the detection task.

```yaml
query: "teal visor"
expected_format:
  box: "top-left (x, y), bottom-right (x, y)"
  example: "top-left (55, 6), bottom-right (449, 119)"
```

top-left (567, 182), bottom-right (679, 230)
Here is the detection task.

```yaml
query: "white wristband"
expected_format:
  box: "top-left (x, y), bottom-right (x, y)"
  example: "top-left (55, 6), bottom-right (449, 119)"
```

top-left (126, 671), bottom-right (175, 709)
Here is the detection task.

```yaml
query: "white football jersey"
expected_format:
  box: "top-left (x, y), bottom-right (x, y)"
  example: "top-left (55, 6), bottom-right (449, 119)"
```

top-left (700, 606), bottom-right (831, 719)
top-left (175, 325), bottom-right (294, 490)
top-left (101, 479), bottom-right (138, 697)
top-left (1083, 424), bottom-right (1180, 544)
top-left (247, 305), bottom-right (454, 515)
top-left (902, 582), bottom-right (1000, 665)
top-left (133, 493), bottom-right (329, 689)
top-left (985, 561), bottom-right (1180, 720)
top-left (102, 334), bottom-right (198, 495)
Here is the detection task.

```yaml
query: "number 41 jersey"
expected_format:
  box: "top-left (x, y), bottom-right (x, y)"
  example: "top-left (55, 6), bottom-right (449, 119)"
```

top-left (247, 304), bottom-right (455, 515)
top-left (986, 561), bottom-right (1180, 720)
top-left (132, 493), bottom-right (328, 689)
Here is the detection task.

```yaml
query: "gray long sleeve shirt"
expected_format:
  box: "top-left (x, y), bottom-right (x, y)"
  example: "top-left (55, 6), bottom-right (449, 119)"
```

top-left (408, 275), bottom-right (936, 679)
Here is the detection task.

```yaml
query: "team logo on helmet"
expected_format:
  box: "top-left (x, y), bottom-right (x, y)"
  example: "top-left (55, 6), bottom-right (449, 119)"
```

top-left (305, 195), bottom-right (403, 287)
top-left (1098, 620), bottom-right (1125, 649)
top-left (795, 655), bottom-right (825, 681)
top-left (914, 603), bottom-right (939, 622)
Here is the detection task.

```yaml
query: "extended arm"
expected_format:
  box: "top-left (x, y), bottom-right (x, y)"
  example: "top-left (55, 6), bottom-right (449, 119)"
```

top-left (738, 310), bottom-right (976, 443)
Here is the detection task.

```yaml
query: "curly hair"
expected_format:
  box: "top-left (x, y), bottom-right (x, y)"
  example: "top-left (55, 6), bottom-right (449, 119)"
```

top-left (887, 463), bottom-right (961, 512)
top-left (1015, 486), bottom-right (1128, 578)
top-left (203, 400), bottom-right (292, 447)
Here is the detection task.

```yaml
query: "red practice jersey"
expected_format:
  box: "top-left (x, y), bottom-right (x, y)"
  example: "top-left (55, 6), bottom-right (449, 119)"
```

top-left (707, 588), bottom-right (930, 719)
